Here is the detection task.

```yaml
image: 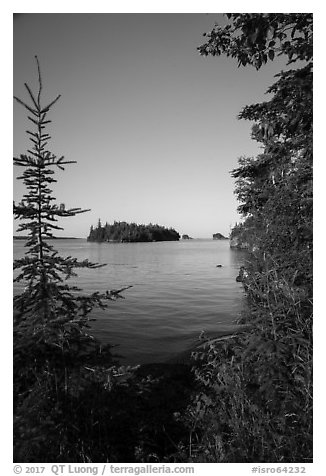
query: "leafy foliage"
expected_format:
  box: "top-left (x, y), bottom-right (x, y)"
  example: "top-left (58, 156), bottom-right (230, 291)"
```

top-left (198, 13), bottom-right (312, 69)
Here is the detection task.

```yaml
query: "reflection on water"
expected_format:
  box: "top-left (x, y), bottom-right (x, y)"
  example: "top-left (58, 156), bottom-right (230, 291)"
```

top-left (13, 239), bottom-right (247, 364)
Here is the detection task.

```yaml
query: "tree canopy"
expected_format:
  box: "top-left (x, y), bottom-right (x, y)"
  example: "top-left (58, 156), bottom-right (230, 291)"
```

top-left (200, 14), bottom-right (312, 286)
top-left (198, 13), bottom-right (312, 68)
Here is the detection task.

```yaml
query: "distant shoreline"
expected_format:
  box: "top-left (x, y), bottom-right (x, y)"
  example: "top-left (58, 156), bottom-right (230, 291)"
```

top-left (13, 236), bottom-right (81, 240)
top-left (14, 236), bottom-right (230, 241)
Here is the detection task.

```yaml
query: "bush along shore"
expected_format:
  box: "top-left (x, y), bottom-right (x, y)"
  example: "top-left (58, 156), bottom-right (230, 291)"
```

top-left (14, 13), bottom-right (312, 464)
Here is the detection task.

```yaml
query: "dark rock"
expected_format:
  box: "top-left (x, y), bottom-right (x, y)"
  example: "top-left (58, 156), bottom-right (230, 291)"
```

top-left (213, 233), bottom-right (227, 240)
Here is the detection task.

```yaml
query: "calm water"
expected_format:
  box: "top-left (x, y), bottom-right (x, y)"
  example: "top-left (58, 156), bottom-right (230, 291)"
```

top-left (13, 239), bottom-right (247, 364)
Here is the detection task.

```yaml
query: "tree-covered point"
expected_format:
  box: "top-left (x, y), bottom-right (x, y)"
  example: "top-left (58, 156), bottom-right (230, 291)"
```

top-left (87, 220), bottom-right (180, 242)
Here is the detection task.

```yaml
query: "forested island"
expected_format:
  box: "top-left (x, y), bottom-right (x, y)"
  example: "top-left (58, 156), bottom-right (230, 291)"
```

top-left (87, 220), bottom-right (180, 242)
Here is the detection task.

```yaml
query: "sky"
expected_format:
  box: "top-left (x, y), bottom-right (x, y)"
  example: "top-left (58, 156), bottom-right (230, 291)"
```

top-left (14, 13), bottom-right (292, 239)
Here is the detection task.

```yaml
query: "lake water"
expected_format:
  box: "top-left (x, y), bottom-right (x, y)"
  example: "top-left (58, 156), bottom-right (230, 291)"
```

top-left (13, 239), bottom-right (247, 364)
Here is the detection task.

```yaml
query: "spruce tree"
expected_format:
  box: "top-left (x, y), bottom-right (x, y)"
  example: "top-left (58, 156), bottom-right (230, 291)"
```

top-left (13, 58), bottom-right (122, 461)
top-left (14, 57), bottom-right (110, 329)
